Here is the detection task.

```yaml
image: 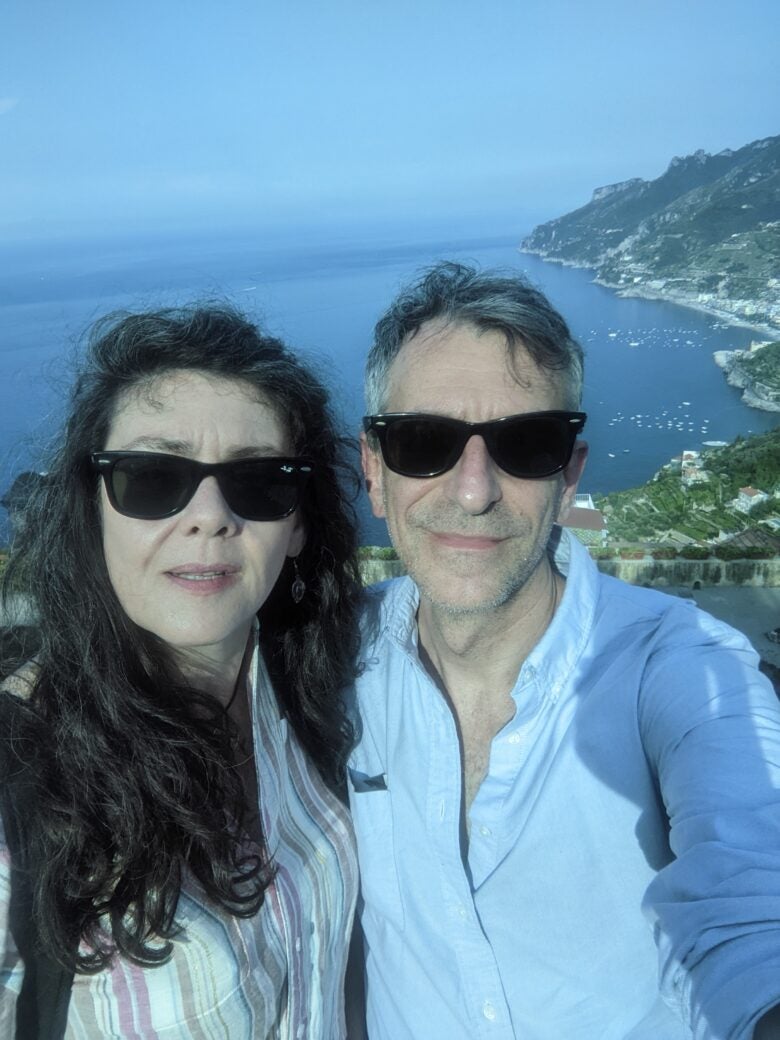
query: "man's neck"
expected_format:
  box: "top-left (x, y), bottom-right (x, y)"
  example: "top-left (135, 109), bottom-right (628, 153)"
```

top-left (417, 555), bottom-right (563, 705)
top-left (417, 555), bottom-right (564, 822)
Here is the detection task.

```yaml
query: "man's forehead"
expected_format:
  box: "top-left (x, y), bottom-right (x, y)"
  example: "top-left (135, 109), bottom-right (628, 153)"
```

top-left (386, 320), bottom-right (564, 409)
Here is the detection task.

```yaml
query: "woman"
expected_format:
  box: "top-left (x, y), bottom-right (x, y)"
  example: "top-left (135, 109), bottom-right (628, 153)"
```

top-left (0, 306), bottom-right (362, 1038)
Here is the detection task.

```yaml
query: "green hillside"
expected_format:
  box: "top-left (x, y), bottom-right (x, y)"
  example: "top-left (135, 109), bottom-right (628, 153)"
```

top-left (595, 426), bottom-right (780, 544)
top-left (522, 136), bottom-right (780, 332)
top-left (736, 341), bottom-right (780, 392)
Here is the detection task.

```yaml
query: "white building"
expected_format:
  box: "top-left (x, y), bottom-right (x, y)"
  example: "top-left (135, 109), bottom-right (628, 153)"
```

top-left (735, 486), bottom-right (769, 513)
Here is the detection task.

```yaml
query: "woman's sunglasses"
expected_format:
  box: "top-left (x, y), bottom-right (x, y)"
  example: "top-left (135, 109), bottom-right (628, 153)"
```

top-left (363, 410), bottom-right (586, 479)
top-left (90, 452), bottom-right (313, 521)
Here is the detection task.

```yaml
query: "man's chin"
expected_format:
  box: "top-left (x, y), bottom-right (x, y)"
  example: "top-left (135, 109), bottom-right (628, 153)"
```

top-left (414, 575), bottom-right (522, 618)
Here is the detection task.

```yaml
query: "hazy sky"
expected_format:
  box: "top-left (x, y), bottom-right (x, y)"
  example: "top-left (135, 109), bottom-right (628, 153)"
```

top-left (2, 0), bottom-right (778, 242)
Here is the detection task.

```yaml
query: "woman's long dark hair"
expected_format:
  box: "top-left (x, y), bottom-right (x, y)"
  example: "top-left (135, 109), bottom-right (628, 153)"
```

top-left (0, 306), bottom-right (362, 972)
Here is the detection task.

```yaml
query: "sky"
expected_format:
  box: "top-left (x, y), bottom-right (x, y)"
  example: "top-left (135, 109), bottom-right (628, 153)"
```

top-left (1, 0), bottom-right (779, 244)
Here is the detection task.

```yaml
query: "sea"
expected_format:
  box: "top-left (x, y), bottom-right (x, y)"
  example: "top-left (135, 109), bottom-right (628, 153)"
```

top-left (1, 228), bottom-right (778, 546)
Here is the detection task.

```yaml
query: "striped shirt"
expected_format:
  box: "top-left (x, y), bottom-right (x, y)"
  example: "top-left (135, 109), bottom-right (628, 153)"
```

top-left (0, 644), bottom-right (358, 1039)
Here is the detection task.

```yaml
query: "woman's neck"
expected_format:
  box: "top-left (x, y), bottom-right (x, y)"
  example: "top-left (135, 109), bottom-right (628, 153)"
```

top-left (174, 627), bottom-right (255, 708)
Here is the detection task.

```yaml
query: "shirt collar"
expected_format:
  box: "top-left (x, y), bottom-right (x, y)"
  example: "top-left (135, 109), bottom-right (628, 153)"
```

top-left (519, 528), bottom-right (600, 703)
top-left (369, 528), bottom-right (600, 701)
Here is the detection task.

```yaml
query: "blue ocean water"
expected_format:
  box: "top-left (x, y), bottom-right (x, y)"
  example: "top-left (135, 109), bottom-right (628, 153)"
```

top-left (0, 230), bottom-right (777, 545)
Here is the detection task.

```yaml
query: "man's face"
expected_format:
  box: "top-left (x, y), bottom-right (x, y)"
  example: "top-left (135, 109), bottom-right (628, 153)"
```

top-left (361, 321), bottom-right (588, 615)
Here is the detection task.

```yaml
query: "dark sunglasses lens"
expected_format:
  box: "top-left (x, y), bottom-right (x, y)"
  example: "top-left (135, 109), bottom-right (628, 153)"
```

top-left (385, 418), bottom-right (462, 476)
top-left (110, 456), bottom-right (191, 517)
top-left (494, 416), bottom-right (572, 477)
top-left (221, 461), bottom-right (302, 520)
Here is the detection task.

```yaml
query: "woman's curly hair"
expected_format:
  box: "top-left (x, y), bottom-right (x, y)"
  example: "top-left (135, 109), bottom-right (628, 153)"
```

top-left (0, 305), bottom-right (362, 972)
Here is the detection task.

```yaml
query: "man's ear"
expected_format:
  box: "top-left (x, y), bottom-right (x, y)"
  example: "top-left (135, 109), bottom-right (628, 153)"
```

top-left (360, 432), bottom-right (387, 519)
top-left (556, 440), bottom-right (588, 524)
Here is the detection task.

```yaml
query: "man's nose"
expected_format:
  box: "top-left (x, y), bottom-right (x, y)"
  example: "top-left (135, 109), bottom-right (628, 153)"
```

top-left (442, 435), bottom-right (503, 514)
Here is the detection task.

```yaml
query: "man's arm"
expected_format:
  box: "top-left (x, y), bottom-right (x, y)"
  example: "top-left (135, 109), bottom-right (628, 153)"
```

top-left (639, 610), bottom-right (780, 1036)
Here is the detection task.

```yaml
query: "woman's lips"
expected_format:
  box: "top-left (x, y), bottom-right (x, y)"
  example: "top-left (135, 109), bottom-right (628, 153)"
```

top-left (165, 564), bottom-right (240, 593)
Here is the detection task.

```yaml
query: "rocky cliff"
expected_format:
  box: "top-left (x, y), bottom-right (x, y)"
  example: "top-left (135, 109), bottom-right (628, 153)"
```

top-left (522, 136), bottom-right (780, 334)
top-left (713, 340), bottom-right (780, 411)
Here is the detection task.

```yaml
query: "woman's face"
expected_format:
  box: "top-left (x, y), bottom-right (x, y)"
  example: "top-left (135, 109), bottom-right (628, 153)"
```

top-left (100, 370), bottom-right (305, 670)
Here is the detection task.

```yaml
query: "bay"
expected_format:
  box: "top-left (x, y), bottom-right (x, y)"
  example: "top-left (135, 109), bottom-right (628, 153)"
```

top-left (0, 230), bottom-right (777, 546)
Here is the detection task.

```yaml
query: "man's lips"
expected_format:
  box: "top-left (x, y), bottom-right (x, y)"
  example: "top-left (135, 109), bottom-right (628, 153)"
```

top-left (430, 532), bottom-right (507, 550)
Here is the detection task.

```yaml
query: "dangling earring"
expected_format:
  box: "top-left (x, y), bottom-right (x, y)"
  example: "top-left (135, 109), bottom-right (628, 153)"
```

top-left (291, 557), bottom-right (306, 604)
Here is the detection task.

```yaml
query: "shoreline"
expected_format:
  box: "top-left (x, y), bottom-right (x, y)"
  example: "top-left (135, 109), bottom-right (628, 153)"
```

top-left (519, 248), bottom-right (777, 338)
top-left (603, 283), bottom-right (777, 339)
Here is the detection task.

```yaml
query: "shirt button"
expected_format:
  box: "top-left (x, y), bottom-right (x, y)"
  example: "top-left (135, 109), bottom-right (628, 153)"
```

top-left (482, 1000), bottom-right (496, 1021)
top-left (457, 905), bottom-right (468, 919)
top-left (508, 731), bottom-right (521, 745)
top-left (479, 825), bottom-right (491, 837)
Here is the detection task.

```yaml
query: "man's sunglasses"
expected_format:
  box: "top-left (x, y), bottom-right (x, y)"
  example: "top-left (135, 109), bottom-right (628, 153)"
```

top-left (90, 452), bottom-right (313, 521)
top-left (363, 411), bottom-right (586, 479)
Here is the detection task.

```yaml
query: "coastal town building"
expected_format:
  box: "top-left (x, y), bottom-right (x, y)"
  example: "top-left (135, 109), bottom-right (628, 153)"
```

top-left (681, 450), bottom-right (709, 487)
top-left (563, 493), bottom-right (607, 547)
top-left (735, 486), bottom-right (770, 513)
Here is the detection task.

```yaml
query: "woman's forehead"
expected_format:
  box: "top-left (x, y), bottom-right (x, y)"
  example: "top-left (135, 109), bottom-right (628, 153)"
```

top-left (107, 369), bottom-right (291, 448)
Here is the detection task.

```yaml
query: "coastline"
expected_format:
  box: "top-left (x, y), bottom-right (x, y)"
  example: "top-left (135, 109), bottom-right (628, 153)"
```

top-left (520, 248), bottom-right (779, 412)
top-left (519, 248), bottom-right (777, 338)
top-left (522, 247), bottom-right (777, 336)
top-left (601, 282), bottom-right (777, 339)
top-left (713, 348), bottom-right (780, 413)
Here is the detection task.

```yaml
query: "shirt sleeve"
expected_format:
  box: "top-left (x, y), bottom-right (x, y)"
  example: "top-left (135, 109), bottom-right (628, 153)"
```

top-left (0, 815), bottom-right (21, 1035)
top-left (639, 607), bottom-right (780, 1040)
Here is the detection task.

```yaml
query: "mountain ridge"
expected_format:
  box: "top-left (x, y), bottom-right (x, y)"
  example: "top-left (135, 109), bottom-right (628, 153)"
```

top-left (522, 136), bottom-right (780, 334)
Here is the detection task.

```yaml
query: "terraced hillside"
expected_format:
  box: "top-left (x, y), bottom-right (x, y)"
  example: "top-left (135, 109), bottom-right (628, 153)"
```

top-left (595, 426), bottom-right (780, 544)
top-left (523, 136), bottom-right (780, 333)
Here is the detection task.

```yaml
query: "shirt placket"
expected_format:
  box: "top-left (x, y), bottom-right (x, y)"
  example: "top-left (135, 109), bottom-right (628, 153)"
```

top-left (426, 684), bottom-right (515, 1038)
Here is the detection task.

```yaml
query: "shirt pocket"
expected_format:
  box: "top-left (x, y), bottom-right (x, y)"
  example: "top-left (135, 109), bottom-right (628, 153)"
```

top-left (348, 780), bottom-right (405, 932)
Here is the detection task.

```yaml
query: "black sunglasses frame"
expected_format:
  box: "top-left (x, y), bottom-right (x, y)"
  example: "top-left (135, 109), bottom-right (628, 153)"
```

top-left (363, 410), bottom-right (587, 479)
top-left (90, 451), bottom-right (313, 521)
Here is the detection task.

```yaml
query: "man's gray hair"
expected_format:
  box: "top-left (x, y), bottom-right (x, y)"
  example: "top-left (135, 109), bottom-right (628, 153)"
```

top-left (365, 261), bottom-right (584, 413)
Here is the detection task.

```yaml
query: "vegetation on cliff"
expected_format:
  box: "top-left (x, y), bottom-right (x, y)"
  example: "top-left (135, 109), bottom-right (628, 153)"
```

top-left (595, 426), bottom-right (780, 544)
top-left (713, 340), bottom-right (780, 411)
top-left (522, 135), bottom-right (780, 332)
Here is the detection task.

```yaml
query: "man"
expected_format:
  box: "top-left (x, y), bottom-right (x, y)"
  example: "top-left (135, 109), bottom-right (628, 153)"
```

top-left (350, 262), bottom-right (780, 1039)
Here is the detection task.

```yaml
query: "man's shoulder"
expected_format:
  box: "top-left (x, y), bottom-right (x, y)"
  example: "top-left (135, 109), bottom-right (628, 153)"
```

top-left (595, 571), bottom-right (758, 660)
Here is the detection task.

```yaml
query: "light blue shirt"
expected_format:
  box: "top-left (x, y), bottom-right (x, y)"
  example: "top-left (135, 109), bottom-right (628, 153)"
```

top-left (348, 530), bottom-right (780, 1040)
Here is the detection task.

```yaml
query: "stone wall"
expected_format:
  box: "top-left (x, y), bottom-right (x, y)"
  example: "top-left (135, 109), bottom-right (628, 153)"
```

top-left (594, 557), bottom-right (780, 588)
top-left (359, 556), bottom-right (780, 588)
top-left (358, 559), bottom-right (407, 586)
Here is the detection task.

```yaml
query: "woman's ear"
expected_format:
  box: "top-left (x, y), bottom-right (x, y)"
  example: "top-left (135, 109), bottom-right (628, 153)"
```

top-left (287, 512), bottom-right (306, 558)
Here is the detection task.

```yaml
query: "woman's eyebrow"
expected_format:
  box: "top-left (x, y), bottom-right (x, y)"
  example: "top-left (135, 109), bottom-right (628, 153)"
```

top-left (115, 437), bottom-right (288, 458)
top-left (118, 436), bottom-right (191, 453)
top-left (223, 445), bottom-right (290, 459)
